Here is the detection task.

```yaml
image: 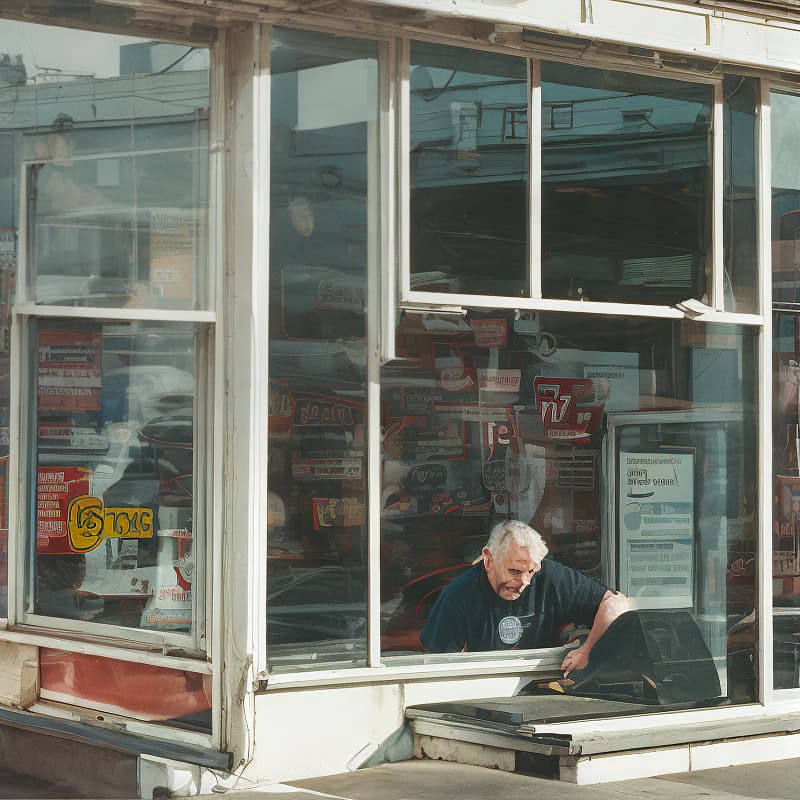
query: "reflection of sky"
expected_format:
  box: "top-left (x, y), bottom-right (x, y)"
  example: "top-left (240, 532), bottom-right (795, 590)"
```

top-left (773, 91), bottom-right (800, 191)
top-left (0, 20), bottom-right (209, 82)
top-left (0, 20), bottom-right (141, 80)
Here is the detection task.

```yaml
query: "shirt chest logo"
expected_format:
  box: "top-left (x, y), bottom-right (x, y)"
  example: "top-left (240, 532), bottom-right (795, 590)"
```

top-left (498, 615), bottom-right (524, 645)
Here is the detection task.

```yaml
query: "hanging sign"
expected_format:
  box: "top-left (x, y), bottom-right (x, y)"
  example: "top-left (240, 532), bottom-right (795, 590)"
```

top-left (618, 450), bottom-right (695, 606)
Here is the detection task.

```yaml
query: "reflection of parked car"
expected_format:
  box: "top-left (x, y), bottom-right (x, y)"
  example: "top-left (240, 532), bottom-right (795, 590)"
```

top-left (381, 562), bottom-right (472, 653)
top-left (266, 563), bottom-right (472, 653)
top-left (267, 567), bottom-right (368, 645)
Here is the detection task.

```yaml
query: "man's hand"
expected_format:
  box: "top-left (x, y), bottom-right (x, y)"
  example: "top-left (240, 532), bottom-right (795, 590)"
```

top-left (561, 646), bottom-right (590, 677)
top-left (561, 591), bottom-right (631, 678)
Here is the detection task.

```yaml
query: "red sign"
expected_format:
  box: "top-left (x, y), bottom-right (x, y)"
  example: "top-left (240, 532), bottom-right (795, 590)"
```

top-left (36, 466), bottom-right (92, 554)
top-left (533, 377), bottom-right (604, 444)
top-left (38, 331), bottom-right (102, 413)
top-left (470, 318), bottom-right (508, 348)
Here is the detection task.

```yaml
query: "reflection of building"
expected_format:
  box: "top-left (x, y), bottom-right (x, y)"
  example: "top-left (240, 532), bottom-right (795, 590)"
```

top-left (0, 1), bottom-right (797, 797)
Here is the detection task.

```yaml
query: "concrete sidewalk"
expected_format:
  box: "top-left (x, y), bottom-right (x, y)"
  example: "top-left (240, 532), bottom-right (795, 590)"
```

top-left (199, 757), bottom-right (800, 800)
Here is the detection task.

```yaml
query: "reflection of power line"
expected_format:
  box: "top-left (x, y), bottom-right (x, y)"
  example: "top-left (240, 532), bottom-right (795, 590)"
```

top-left (154, 47), bottom-right (196, 75)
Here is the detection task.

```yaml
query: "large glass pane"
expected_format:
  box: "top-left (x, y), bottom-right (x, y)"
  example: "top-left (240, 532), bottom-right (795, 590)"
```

top-left (541, 63), bottom-right (713, 305)
top-left (723, 76), bottom-right (758, 314)
top-left (32, 320), bottom-right (198, 634)
top-left (0, 21), bottom-right (209, 310)
top-left (267, 29), bottom-right (375, 671)
top-left (409, 42), bottom-right (528, 297)
top-left (772, 90), bottom-right (800, 689)
top-left (381, 311), bottom-right (758, 708)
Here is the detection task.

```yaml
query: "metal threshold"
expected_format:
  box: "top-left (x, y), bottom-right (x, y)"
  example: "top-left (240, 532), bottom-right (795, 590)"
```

top-left (0, 704), bottom-right (232, 770)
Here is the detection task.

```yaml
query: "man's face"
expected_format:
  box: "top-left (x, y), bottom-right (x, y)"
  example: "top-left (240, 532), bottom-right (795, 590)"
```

top-left (483, 540), bottom-right (540, 601)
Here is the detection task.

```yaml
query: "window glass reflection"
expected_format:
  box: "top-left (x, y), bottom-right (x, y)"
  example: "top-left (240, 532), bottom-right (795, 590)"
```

top-left (380, 311), bottom-right (757, 707)
top-left (723, 76), bottom-right (757, 314)
top-left (409, 42), bottom-right (528, 297)
top-left (541, 63), bottom-right (712, 304)
top-left (772, 91), bottom-right (800, 689)
top-left (267, 29), bottom-right (375, 671)
top-left (34, 321), bottom-right (197, 634)
top-left (0, 21), bottom-right (209, 310)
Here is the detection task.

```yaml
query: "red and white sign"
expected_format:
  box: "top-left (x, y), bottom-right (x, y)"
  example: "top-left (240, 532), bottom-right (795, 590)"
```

top-left (38, 331), bottom-right (102, 413)
top-left (533, 377), bottom-right (604, 444)
top-left (470, 318), bottom-right (508, 348)
top-left (36, 466), bottom-right (92, 554)
top-left (478, 369), bottom-right (521, 394)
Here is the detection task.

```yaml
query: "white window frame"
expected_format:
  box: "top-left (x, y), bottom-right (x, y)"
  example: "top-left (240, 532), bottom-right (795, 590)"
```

top-left (394, 38), bottom-right (762, 333)
top-left (4, 76), bottom-right (218, 659)
top-left (264, 27), bottom-right (774, 712)
top-left (763, 81), bottom-right (800, 701)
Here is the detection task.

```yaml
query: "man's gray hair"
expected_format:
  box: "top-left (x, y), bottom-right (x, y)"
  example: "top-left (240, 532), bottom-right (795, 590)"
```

top-left (487, 520), bottom-right (548, 562)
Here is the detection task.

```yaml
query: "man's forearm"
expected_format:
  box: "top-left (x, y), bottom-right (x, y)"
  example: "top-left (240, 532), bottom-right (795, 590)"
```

top-left (561, 590), bottom-right (631, 676)
top-left (583, 590), bottom-right (631, 654)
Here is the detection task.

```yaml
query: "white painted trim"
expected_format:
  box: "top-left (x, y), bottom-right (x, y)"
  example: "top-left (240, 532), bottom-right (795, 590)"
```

top-left (6, 312), bottom-right (27, 627)
top-left (379, 38), bottom-right (398, 364)
top-left (713, 80), bottom-right (725, 310)
top-left (18, 611), bottom-right (195, 647)
top-left (291, 0), bottom-right (725, 69)
top-left (757, 78), bottom-right (774, 704)
top-left (562, 745), bottom-right (691, 784)
top-left (264, 647), bottom-right (567, 689)
top-left (218, 21), bottom-right (266, 766)
top-left (0, 628), bottom-right (211, 673)
top-left (16, 163), bottom-right (30, 306)
top-left (251, 23), bottom-right (271, 688)
top-left (207, 30), bottom-right (227, 752)
top-left (523, 700), bottom-right (800, 735)
top-left (689, 730), bottom-right (800, 771)
top-left (30, 699), bottom-right (213, 749)
top-left (529, 58), bottom-right (541, 300)
top-left (13, 304), bottom-right (216, 324)
top-left (400, 290), bottom-right (763, 323)
top-left (20, 147), bottom-right (205, 165)
top-left (193, 328), bottom-right (211, 655)
top-left (6, 166), bottom-right (31, 626)
top-left (367, 46), bottom-right (385, 668)
top-left (398, 38), bottom-right (411, 303)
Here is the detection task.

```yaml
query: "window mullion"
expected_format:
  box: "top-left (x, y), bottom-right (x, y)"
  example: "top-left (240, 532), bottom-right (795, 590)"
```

top-left (757, 78), bottom-right (774, 703)
top-left (397, 38), bottom-right (411, 305)
top-left (7, 312), bottom-right (30, 626)
top-left (530, 58), bottom-right (542, 300)
top-left (712, 80), bottom-right (725, 310)
top-left (367, 40), bottom-right (395, 669)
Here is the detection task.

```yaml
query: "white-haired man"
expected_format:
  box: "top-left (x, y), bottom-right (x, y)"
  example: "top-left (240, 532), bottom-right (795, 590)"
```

top-left (420, 520), bottom-right (630, 676)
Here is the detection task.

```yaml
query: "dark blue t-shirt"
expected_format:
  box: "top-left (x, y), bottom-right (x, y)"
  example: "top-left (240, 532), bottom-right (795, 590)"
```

top-left (420, 558), bottom-right (608, 653)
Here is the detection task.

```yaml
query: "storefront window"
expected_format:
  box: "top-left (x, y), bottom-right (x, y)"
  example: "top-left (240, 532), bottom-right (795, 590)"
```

top-left (723, 76), bottom-right (758, 314)
top-left (0, 23), bottom-right (210, 638)
top-left (380, 311), bottom-right (757, 704)
top-left (771, 90), bottom-right (800, 689)
top-left (541, 63), bottom-right (713, 305)
top-left (0, 134), bottom-right (11, 614)
top-left (409, 42), bottom-right (528, 297)
top-left (32, 321), bottom-right (198, 633)
top-left (2, 21), bottom-right (209, 311)
top-left (267, 29), bottom-right (375, 670)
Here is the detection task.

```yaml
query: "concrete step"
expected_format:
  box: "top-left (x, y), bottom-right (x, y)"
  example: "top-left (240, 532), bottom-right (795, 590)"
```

top-left (406, 696), bottom-right (800, 784)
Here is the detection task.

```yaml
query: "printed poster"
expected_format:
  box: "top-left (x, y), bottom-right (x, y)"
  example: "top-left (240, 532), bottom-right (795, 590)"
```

top-left (618, 450), bottom-right (695, 606)
top-left (36, 466), bottom-right (92, 554)
top-left (38, 331), bottom-right (102, 413)
top-left (150, 210), bottom-right (194, 301)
